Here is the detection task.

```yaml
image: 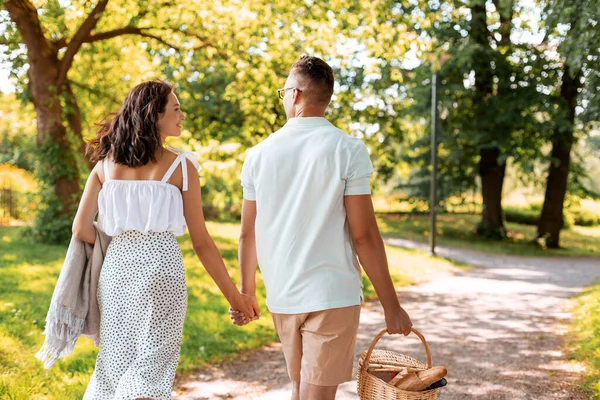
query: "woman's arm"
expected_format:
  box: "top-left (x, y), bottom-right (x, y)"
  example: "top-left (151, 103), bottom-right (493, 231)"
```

top-left (72, 163), bottom-right (102, 244)
top-left (182, 159), bottom-right (259, 320)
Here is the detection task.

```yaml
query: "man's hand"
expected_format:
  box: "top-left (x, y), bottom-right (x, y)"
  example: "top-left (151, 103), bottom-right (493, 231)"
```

top-left (384, 306), bottom-right (413, 336)
top-left (229, 295), bottom-right (260, 326)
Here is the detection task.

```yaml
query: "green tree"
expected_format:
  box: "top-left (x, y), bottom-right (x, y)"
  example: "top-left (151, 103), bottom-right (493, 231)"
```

top-left (0, 0), bottom-right (223, 242)
top-left (390, 0), bottom-right (560, 239)
top-left (158, 1), bottom-right (413, 216)
top-left (536, 0), bottom-right (600, 247)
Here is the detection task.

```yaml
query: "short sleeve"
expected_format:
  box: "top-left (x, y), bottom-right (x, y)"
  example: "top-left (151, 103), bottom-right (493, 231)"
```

top-left (345, 140), bottom-right (374, 196)
top-left (241, 150), bottom-right (256, 201)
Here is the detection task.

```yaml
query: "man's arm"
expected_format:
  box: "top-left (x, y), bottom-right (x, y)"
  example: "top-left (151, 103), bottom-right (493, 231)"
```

top-left (231, 199), bottom-right (260, 326)
top-left (239, 199), bottom-right (258, 296)
top-left (345, 194), bottom-right (412, 335)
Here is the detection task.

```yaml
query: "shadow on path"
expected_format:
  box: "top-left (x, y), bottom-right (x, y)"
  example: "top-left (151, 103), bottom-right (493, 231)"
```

top-left (174, 241), bottom-right (600, 399)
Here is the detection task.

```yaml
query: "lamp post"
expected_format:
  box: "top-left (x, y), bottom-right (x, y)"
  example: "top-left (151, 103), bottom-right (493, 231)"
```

top-left (430, 72), bottom-right (439, 255)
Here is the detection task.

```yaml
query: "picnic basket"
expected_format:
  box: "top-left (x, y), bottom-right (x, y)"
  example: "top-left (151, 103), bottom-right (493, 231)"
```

top-left (357, 328), bottom-right (442, 400)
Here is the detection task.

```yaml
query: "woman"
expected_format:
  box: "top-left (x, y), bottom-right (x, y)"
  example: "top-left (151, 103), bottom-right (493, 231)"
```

top-left (72, 80), bottom-right (259, 399)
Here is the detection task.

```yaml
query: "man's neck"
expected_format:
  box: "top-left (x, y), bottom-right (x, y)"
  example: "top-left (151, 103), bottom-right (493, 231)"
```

top-left (293, 106), bottom-right (326, 118)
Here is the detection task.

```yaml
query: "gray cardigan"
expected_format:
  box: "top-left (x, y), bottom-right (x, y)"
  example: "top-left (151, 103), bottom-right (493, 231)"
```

top-left (36, 224), bottom-right (111, 368)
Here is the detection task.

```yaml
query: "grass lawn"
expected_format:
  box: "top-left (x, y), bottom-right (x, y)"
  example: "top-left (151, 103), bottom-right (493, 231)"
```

top-left (377, 213), bottom-right (600, 257)
top-left (0, 222), bottom-right (463, 399)
top-left (572, 281), bottom-right (600, 398)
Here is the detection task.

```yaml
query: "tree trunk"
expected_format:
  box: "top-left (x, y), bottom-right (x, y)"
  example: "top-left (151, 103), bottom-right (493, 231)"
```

top-left (537, 65), bottom-right (580, 248)
top-left (29, 66), bottom-right (81, 216)
top-left (5, 0), bottom-right (81, 218)
top-left (478, 148), bottom-right (507, 238)
top-left (65, 82), bottom-right (93, 171)
top-left (5, 0), bottom-right (202, 242)
top-left (471, 0), bottom-right (507, 238)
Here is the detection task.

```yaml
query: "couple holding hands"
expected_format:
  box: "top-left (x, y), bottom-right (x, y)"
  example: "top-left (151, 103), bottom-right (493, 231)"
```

top-left (69, 55), bottom-right (412, 400)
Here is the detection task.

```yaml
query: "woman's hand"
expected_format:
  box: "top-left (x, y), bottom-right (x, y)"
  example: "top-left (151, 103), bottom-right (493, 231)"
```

top-left (229, 294), bottom-right (260, 326)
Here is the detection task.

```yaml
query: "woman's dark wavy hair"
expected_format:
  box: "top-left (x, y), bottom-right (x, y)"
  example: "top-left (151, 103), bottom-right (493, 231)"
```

top-left (86, 80), bottom-right (173, 167)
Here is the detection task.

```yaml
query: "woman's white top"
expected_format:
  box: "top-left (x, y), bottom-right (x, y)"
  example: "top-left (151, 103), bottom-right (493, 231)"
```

top-left (97, 149), bottom-right (201, 237)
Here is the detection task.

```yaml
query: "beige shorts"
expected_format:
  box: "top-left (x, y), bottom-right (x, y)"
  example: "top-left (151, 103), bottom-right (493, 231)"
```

top-left (271, 305), bottom-right (361, 386)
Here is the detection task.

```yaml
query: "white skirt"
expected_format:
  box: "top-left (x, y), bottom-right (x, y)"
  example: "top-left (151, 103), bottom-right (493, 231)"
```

top-left (84, 230), bottom-right (187, 400)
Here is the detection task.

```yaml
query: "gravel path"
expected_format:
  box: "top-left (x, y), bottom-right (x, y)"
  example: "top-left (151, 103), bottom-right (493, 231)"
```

top-left (174, 240), bottom-right (600, 399)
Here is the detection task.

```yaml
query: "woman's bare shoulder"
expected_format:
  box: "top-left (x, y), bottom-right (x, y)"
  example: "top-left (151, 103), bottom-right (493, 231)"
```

top-left (92, 160), bottom-right (105, 184)
top-left (161, 148), bottom-right (181, 163)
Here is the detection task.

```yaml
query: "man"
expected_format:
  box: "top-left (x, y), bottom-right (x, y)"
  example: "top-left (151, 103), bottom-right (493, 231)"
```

top-left (230, 55), bottom-right (412, 400)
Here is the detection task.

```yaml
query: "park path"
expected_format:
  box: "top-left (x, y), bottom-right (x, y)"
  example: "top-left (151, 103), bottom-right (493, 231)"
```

top-left (174, 239), bottom-right (600, 399)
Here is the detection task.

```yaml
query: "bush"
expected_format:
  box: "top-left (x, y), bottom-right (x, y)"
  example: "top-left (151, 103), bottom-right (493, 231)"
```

top-left (571, 207), bottom-right (600, 227)
top-left (563, 212), bottom-right (575, 229)
top-left (504, 206), bottom-right (540, 226)
top-left (23, 194), bottom-right (74, 245)
top-left (504, 204), bottom-right (575, 229)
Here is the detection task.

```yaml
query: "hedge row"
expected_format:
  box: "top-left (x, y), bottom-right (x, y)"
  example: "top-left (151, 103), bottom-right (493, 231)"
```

top-left (504, 204), bottom-right (600, 228)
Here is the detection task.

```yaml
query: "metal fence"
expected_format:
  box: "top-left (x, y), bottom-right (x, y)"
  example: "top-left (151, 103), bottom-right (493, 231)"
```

top-left (0, 180), bottom-right (18, 225)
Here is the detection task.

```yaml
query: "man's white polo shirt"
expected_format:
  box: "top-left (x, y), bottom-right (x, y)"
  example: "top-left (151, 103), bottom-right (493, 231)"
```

top-left (241, 117), bottom-right (374, 314)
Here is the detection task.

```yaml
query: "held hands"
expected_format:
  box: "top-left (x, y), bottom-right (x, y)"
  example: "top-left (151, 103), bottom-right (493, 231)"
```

top-left (385, 306), bottom-right (413, 336)
top-left (229, 293), bottom-right (260, 326)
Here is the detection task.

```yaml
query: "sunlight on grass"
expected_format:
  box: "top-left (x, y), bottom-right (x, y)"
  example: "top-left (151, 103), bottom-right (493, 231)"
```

top-left (377, 213), bottom-right (600, 257)
top-left (205, 221), bottom-right (243, 241)
top-left (572, 282), bottom-right (600, 398)
top-left (572, 225), bottom-right (600, 237)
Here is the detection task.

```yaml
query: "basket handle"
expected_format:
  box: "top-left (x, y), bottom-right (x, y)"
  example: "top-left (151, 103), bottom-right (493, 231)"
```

top-left (360, 328), bottom-right (432, 376)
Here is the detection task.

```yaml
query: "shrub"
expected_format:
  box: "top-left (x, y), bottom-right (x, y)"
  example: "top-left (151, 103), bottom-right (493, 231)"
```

top-left (504, 206), bottom-right (539, 226)
top-left (504, 204), bottom-right (575, 229)
top-left (571, 207), bottom-right (600, 227)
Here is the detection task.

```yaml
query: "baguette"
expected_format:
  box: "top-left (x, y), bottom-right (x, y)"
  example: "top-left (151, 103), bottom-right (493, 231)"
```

top-left (393, 366), bottom-right (448, 391)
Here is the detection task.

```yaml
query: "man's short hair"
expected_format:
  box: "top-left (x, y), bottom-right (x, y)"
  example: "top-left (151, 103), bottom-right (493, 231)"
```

top-left (290, 55), bottom-right (334, 106)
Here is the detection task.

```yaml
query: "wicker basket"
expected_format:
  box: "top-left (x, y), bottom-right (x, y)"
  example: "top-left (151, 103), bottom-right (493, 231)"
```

top-left (357, 328), bottom-right (442, 400)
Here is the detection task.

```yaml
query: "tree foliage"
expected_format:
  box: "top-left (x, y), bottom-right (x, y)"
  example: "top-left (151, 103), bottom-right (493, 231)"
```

top-left (0, 0), bottom-right (598, 246)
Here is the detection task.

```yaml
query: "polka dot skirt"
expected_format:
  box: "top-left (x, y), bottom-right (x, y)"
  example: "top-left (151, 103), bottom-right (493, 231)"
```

top-left (83, 230), bottom-right (187, 400)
